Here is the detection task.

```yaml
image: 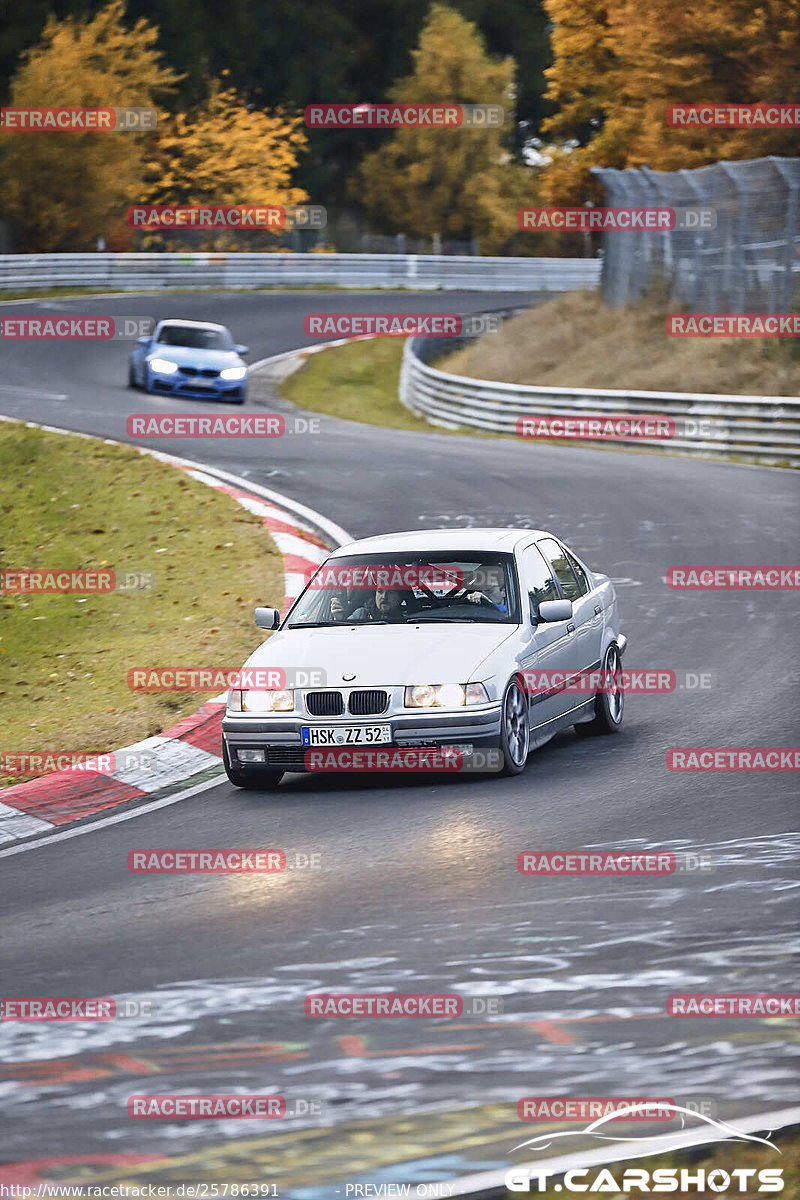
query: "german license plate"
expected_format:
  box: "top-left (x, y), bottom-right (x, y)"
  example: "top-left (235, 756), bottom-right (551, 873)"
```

top-left (301, 725), bottom-right (391, 746)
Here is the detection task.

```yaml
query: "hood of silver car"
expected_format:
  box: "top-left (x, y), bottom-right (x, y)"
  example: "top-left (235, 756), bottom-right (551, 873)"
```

top-left (242, 622), bottom-right (517, 686)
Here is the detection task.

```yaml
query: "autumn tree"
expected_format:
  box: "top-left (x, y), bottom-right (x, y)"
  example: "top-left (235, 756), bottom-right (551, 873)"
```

top-left (541, 0), bottom-right (800, 203)
top-left (0, 0), bottom-right (180, 251)
top-left (140, 80), bottom-right (309, 250)
top-left (356, 4), bottom-right (529, 253)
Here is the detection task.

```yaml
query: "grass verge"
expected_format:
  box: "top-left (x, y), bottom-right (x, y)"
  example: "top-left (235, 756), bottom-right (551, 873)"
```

top-left (443, 289), bottom-right (800, 396)
top-left (281, 337), bottom-right (438, 433)
top-left (0, 423), bottom-right (284, 787)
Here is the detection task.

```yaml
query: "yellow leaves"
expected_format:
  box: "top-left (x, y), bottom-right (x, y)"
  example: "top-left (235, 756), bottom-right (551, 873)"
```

top-left (141, 81), bottom-right (308, 250)
top-left (541, 0), bottom-right (800, 200)
top-left (0, 0), bottom-right (179, 251)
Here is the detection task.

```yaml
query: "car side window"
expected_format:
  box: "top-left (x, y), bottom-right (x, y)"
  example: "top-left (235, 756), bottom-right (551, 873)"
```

top-left (521, 544), bottom-right (560, 620)
top-left (564, 548), bottom-right (591, 596)
top-left (537, 538), bottom-right (587, 602)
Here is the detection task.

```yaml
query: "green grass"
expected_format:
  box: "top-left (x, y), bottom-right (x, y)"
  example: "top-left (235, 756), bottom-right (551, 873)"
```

top-left (0, 423), bottom-right (284, 786)
top-left (281, 337), bottom-right (444, 433)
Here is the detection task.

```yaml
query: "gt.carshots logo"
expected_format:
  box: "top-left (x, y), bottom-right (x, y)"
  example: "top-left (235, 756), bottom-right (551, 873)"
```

top-left (303, 314), bottom-right (462, 336)
top-left (506, 1104), bottom-right (784, 1192)
top-left (305, 993), bottom-right (502, 1016)
top-left (0, 106), bottom-right (157, 131)
top-left (668, 748), bottom-right (799, 771)
top-left (667, 566), bottom-right (799, 590)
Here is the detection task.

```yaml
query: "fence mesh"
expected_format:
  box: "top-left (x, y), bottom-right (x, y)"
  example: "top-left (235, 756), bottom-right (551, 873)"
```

top-left (592, 156), bottom-right (800, 312)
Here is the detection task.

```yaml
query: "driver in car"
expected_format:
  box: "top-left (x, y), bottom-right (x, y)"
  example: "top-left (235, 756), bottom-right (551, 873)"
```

top-left (348, 587), bottom-right (415, 622)
top-left (465, 568), bottom-right (508, 613)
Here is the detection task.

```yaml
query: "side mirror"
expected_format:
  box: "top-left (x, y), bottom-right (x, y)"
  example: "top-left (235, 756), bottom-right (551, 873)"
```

top-left (254, 606), bottom-right (280, 630)
top-left (136, 336), bottom-right (150, 347)
top-left (235, 344), bottom-right (249, 356)
top-left (537, 598), bottom-right (573, 623)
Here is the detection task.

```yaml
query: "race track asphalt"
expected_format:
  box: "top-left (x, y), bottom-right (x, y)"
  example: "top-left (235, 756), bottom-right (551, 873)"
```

top-left (0, 290), bottom-right (798, 1192)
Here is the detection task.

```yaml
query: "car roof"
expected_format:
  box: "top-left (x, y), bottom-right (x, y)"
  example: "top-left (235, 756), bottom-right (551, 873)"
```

top-left (156, 319), bottom-right (228, 332)
top-left (329, 528), bottom-right (554, 557)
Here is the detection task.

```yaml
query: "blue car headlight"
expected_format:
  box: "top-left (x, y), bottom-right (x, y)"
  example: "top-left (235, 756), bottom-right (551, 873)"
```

top-left (149, 357), bottom-right (179, 375)
top-left (220, 366), bottom-right (247, 381)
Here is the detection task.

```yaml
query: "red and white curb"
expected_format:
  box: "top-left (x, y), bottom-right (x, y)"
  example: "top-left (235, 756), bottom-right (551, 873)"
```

top-left (0, 431), bottom-right (350, 845)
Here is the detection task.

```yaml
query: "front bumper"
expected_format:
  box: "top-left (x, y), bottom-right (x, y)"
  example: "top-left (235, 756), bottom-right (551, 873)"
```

top-left (222, 703), bottom-right (503, 774)
top-left (148, 369), bottom-right (245, 401)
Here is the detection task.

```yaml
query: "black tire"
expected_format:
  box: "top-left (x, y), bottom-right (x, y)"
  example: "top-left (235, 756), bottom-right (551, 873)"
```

top-left (499, 678), bottom-right (530, 775)
top-left (574, 642), bottom-right (624, 736)
top-left (223, 740), bottom-right (284, 790)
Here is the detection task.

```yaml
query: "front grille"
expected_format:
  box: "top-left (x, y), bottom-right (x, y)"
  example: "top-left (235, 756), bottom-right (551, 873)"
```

top-left (181, 366), bottom-right (198, 375)
top-left (200, 368), bottom-right (220, 378)
top-left (306, 691), bottom-right (344, 717)
top-left (348, 689), bottom-right (389, 716)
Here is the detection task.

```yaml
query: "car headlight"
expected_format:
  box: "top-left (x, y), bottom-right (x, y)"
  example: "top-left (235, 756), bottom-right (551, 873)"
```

top-left (242, 688), bottom-right (294, 713)
top-left (220, 366), bottom-right (247, 381)
top-left (149, 357), bottom-right (179, 374)
top-left (404, 683), bottom-right (488, 708)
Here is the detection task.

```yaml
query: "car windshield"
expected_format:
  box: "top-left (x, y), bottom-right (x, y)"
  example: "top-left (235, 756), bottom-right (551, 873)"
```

top-left (156, 325), bottom-right (233, 350)
top-left (287, 553), bottom-right (519, 627)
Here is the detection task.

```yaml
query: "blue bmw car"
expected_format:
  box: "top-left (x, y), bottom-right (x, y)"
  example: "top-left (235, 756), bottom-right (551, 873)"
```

top-left (128, 319), bottom-right (249, 403)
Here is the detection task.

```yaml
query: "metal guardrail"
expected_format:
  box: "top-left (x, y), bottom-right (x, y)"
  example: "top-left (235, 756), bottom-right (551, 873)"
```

top-left (0, 252), bottom-right (601, 293)
top-left (399, 336), bottom-right (800, 467)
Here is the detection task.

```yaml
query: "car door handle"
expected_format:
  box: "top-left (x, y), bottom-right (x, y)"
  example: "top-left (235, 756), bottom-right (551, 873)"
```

top-left (567, 623), bottom-right (576, 634)
top-left (594, 604), bottom-right (602, 615)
